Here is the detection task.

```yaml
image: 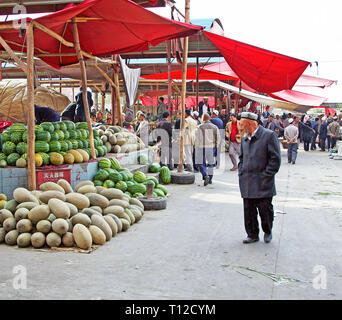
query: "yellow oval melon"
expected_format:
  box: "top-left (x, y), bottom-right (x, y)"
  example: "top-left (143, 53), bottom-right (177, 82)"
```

top-left (35, 153), bottom-right (43, 167)
top-left (50, 152), bottom-right (64, 166)
top-left (76, 149), bottom-right (89, 162)
top-left (68, 150), bottom-right (83, 163)
top-left (64, 153), bottom-right (74, 164)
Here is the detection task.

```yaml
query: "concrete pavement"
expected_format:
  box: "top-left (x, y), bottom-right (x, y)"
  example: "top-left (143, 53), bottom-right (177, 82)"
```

top-left (0, 146), bottom-right (341, 299)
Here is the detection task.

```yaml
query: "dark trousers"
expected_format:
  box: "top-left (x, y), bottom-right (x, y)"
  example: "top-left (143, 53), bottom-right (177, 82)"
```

top-left (326, 136), bottom-right (331, 149)
top-left (311, 134), bottom-right (317, 150)
top-left (287, 143), bottom-right (298, 163)
top-left (319, 137), bottom-right (326, 151)
top-left (243, 197), bottom-right (274, 239)
top-left (331, 137), bottom-right (338, 149)
top-left (303, 141), bottom-right (310, 151)
top-left (195, 147), bottom-right (215, 181)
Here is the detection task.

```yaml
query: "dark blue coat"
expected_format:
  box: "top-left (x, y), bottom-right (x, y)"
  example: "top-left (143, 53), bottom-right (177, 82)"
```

top-left (319, 122), bottom-right (328, 139)
top-left (75, 91), bottom-right (93, 120)
top-left (34, 105), bottom-right (60, 124)
top-left (238, 126), bottom-right (281, 199)
top-left (210, 117), bottom-right (224, 130)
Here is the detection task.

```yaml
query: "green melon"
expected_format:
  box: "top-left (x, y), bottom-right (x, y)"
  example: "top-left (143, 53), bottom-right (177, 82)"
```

top-left (35, 141), bottom-right (50, 153)
top-left (146, 177), bottom-right (159, 188)
top-left (98, 158), bottom-right (111, 169)
top-left (64, 121), bottom-right (75, 131)
top-left (128, 183), bottom-right (146, 195)
top-left (35, 125), bottom-right (44, 135)
top-left (40, 122), bottom-right (54, 133)
top-left (59, 141), bottom-right (69, 152)
top-left (49, 141), bottom-right (61, 152)
top-left (79, 129), bottom-right (87, 140)
top-left (55, 130), bottom-right (65, 140)
top-left (71, 140), bottom-right (78, 149)
top-left (2, 141), bottom-right (16, 155)
top-left (1, 132), bottom-right (11, 143)
top-left (22, 131), bottom-right (28, 142)
top-left (69, 131), bottom-right (77, 140)
top-left (155, 184), bottom-right (168, 196)
top-left (93, 129), bottom-right (99, 138)
top-left (8, 123), bottom-right (26, 133)
top-left (133, 193), bottom-right (144, 198)
top-left (94, 169), bottom-right (109, 182)
top-left (154, 188), bottom-right (165, 198)
top-left (0, 153), bottom-right (7, 161)
top-left (133, 171), bottom-right (146, 183)
top-left (110, 158), bottom-right (121, 170)
top-left (96, 147), bottom-right (104, 157)
top-left (103, 180), bottom-right (115, 188)
top-left (76, 122), bottom-right (88, 130)
top-left (16, 142), bottom-right (27, 155)
top-left (38, 152), bottom-right (50, 165)
top-left (10, 132), bottom-right (22, 144)
top-left (115, 181), bottom-right (127, 192)
top-left (65, 140), bottom-right (73, 150)
top-left (77, 140), bottom-right (84, 149)
top-left (82, 140), bottom-right (89, 148)
top-left (36, 131), bottom-right (51, 142)
top-left (109, 172), bottom-right (122, 183)
top-left (63, 131), bottom-right (70, 140)
top-left (160, 166), bottom-right (171, 184)
top-left (50, 131), bottom-right (59, 141)
top-left (0, 160), bottom-right (7, 168)
top-left (149, 163), bottom-right (161, 173)
top-left (59, 122), bottom-right (67, 131)
top-left (93, 180), bottom-right (103, 187)
top-left (7, 153), bottom-right (21, 166)
top-left (52, 122), bottom-right (60, 131)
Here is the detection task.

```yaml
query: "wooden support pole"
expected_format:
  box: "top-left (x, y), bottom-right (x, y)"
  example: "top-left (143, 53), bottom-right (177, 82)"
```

top-left (111, 85), bottom-right (115, 125)
top-left (94, 65), bottom-right (117, 89)
top-left (0, 35), bottom-right (28, 74)
top-left (113, 61), bottom-right (122, 126)
top-left (71, 18), bottom-right (96, 160)
top-left (177, 0), bottom-right (190, 173)
top-left (196, 56), bottom-right (199, 111)
top-left (167, 40), bottom-right (172, 116)
top-left (26, 23), bottom-right (36, 190)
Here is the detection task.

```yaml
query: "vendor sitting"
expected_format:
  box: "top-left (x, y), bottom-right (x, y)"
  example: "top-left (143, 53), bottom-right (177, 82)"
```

top-left (35, 104), bottom-right (61, 125)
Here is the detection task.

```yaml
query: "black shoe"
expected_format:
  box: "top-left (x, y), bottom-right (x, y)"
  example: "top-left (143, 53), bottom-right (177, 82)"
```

top-left (264, 233), bottom-right (272, 243)
top-left (204, 176), bottom-right (210, 186)
top-left (242, 237), bottom-right (259, 244)
top-left (292, 161), bottom-right (295, 164)
top-left (288, 160), bottom-right (291, 163)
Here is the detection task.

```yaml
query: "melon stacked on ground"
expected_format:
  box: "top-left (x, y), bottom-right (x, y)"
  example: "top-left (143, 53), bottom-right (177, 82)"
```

top-left (94, 125), bottom-right (145, 154)
top-left (0, 179), bottom-right (145, 249)
top-left (0, 121), bottom-right (108, 168)
top-left (93, 157), bottom-right (169, 198)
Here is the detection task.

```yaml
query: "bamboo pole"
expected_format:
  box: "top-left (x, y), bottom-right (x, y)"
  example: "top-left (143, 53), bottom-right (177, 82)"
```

top-left (177, 0), bottom-right (190, 173)
top-left (0, 35), bottom-right (28, 74)
top-left (26, 23), bottom-right (36, 190)
top-left (113, 60), bottom-right (122, 126)
top-left (94, 65), bottom-right (117, 89)
top-left (71, 18), bottom-right (96, 160)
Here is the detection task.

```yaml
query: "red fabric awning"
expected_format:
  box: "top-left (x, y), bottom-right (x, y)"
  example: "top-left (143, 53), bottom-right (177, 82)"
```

top-left (0, 0), bottom-right (202, 69)
top-left (294, 74), bottom-right (337, 88)
top-left (203, 31), bottom-right (311, 93)
top-left (269, 90), bottom-right (327, 106)
top-left (142, 61), bottom-right (238, 80)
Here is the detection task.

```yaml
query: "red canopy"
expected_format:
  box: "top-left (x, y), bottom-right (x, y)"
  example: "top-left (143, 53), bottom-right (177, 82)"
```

top-left (203, 31), bottom-right (311, 93)
top-left (294, 74), bottom-right (337, 88)
top-left (269, 90), bottom-right (327, 106)
top-left (0, 0), bottom-right (202, 69)
top-left (142, 61), bottom-right (238, 80)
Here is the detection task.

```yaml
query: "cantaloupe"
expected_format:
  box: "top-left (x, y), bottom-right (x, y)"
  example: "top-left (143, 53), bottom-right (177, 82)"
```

top-left (5, 230), bottom-right (19, 245)
top-left (73, 224), bottom-right (92, 249)
top-left (90, 215), bottom-right (112, 241)
top-left (76, 149), bottom-right (89, 162)
top-left (35, 153), bottom-right (43, 167)
top-left (17, 233), bottom-right (31, 247)
top-left (129, 198), bottom-right (144, 210)
top-left (65, 202), bottom-right (78, 217)
top-left (89, 206), bottom-right (103, 214)
top-left (0, 209), bottom-right (14, 224)
top-left (75, 180), bottom-right (94, 192)
top-left (82, 208), bottom-right (102, 218)
top-left (31, 232), bottom-right (46, 248)
top-left (0, 200), bottom-right (7, 209)
top-left (49, 152), bottom-right (64, 166)
top-left (28, 205), bottom-right (50, 223)
top-left (36, 220), bottom-right (51, 233)
top-left (39, 190), bottom-right (66, 204)
top-left (13, 187), bottom-right (34, 203)
top-left (16, 219), bottom-right (32, 233)
top-left (77, 185), bottom-right (97, 194)
top-left (86, 193), bottom-right (109, 209)
top-left (68, 150), bottom-right (83, 163)
top-left (62, 232), bottom-right (74, 247)
top-left (48, 198), bottom-right (70, 219)
top-left (65, 193), bottom-right (90, 210)
top-left (0, 227), bottom-right (6, 243)
top-left (103, 215), bottom-right (118, 237)
top-left (89, 225), bottom-right (106, 245)
top-left (124, 208), bottom-right (135, 225)
top-left (71, 213), bottom-right (91, 227)
top-left (108, 214), bottom-right (122, 233)
top-left (103, 205), bottom-right (124, 216)
top-left (108, 199), bottom-right (130, 208)
top-left (57, 179), bottom-right (73, 194)
top-left (3, 217), bottom-right (16, 231)
top-left (99, 188), bottom-right (124, 200)
top-left (40, 181), bottom-right (65, 194)
top-left (63, 153), bottom-right (75, 164)
top-left (52, 218), bottom-right (69, 235)
top-left (120, 218), bottom-right (130, 231)
top-left (16, 202), bottom-right (38, 211)
top-left (4, 199), bottom-right (18, 213)
top-left (46, 232), bottom-right (61, 247)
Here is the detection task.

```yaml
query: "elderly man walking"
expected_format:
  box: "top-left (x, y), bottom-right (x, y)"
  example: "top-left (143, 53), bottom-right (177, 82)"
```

top-left (284, 118), bottom-right (299, 164)
top-left (238, 112), bottom-right (281, 244)
top-left (328, 116), bottom-right (341, 149)
top-left (183, 109), bottom-right (198, 172)
top-left (225, 113), bottom-right (244, 171)
top-left (195, 113), bottom-right (220, 186)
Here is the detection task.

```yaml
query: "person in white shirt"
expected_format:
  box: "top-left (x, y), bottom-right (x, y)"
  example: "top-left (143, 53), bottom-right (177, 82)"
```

top-left (284, 118), bottom-right (299, 164)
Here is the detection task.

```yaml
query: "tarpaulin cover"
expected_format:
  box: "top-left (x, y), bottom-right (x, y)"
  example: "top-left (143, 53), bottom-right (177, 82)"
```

top-left (209, 80), bottom-right (312, 113)
top-left (294, 74), bottom-right (337, 88)
top-left (269, 90), bottom-right (327, 106)
top-left (0, 0), bottom-right (202, 69)
top-left (203, 31), bottom-right (311, 93)
top-left (142, 61), bottom-right (238, 80)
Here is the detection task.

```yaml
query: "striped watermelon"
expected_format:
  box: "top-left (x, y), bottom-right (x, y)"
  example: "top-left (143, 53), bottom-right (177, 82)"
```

top-left (0, 153), bottom-right (7, 161)
top-left (49, 141), bottom-right (61, 152)
top-left (110, 158), bottom-right (121, 170)
top-left (98, 158), bottom-right (111, 169)
top-left (36, 131), bottom-right (51, 142)
top-left (16, 142), bottom-right (27, 155)
top-left (59, 141), bottom-right (69, 152)
top-left (40, 122), bottom-right (54, 133)
top-left (2, 141), bottom-right (16, 155)
top-left (133, 171), bottom-right (146, 183)
top-left (35, 141), bottom-right (49, 153)
top-left (160, 166), bottom-right (171, 184)
top-left (10, 132), bottom-right (23, 144)
top-left (64, 120), bottom-right (75, 131)
top-left (38, 152), bottom-right (50, 165)
top-left (1, 132), bottom-right (11, 143)
top-left (59, 122), bottom-right (67, 131)
top-left (63, 131), bottom-right (70, 140)
top-left (76, 122), bottom-right (88, 130)
top-left (68, 131), bottom-right (77, 140)
top-left (52, 122), bottom-right (60, 130)
top-left (55, 130), bottom-right (65, 140)
top-left (8, 123), bottom-right (26, 133)
top-left (7, 153), bottom-right (21, 166)
top-left (50, 131), bottom-right (59, 141)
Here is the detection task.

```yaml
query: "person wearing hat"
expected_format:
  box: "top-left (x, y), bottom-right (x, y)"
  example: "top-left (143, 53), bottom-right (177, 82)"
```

top-left (192, 111), bottom-right (201, 125)
top-left (225, 113), bottom-right (244, 171)
top-left (328, 116), bottom-right (341, 149)
top-left (284, 118), bottom-right (299, 164)
top-left (194, 113), bottom-right (220, 186)
top-left (238, 112), bottom-right (281, 244)
top-left (263, 113), bottom-right (283, 135)
top-left (136, 112), bottom-right (149, 147)
top-left (311, 117), bottom-right (320, 150)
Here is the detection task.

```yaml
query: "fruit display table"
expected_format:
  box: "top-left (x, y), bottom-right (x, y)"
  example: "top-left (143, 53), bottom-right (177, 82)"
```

top-left (0, 149), bottom-right (151, 199)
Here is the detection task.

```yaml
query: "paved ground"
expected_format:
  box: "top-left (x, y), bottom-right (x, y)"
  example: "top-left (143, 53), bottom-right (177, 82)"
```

top-left (1, 146), bottom-right (342, 300)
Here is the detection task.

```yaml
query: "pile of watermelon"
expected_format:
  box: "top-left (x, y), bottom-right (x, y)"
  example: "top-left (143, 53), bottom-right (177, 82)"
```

top-left (93, 157), bottom-right (169, 198)
top-left (0, 121), bottom-right (107, 168)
